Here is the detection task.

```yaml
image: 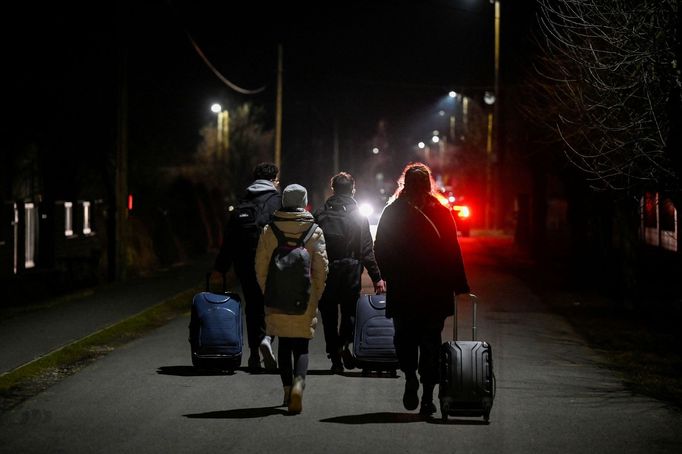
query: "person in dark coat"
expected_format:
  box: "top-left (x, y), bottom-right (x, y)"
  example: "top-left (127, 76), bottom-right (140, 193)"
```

top-left (314, 172), bottom-right (385, 373)
top-left (374, 162), bottom-right (470, 417)
top-left (212, 162), bottom-right (282, 373)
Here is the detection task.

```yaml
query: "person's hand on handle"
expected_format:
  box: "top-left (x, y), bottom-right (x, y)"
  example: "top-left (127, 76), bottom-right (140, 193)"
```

top-left (373, 279), bottom-right (386, 295)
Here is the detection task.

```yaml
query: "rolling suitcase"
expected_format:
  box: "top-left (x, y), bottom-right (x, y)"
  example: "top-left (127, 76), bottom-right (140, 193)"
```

top-left (438, 294), bottom-right (495, 422)
top-left (188, 273), bottom-right (243, 373)
top-left (353, 294), bottom-right (399, 376)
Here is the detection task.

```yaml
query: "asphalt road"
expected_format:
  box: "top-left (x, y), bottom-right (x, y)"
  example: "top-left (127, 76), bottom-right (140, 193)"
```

top-left (1, 237), bottom-right (681, 453)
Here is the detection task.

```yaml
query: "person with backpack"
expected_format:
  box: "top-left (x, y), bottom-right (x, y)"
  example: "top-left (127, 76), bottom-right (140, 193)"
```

top-left (255, 184), bottom-right (328, 414)
top-left (212, 162), bottom-right (282, 373)
top-left (314, 172), bottom-right (385, 373)
top-left (374, 162), bottom-right (470, 417)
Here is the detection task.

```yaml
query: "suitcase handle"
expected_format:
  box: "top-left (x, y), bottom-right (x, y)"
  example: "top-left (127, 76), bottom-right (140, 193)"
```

top-left (453, 293), bottom-right (478, 341)
top-left (205, 272), bottom-right (228, 294)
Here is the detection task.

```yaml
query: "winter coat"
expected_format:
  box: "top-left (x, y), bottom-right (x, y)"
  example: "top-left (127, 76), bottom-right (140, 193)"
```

top-left (255, 208), bottom-right (329, 339)
top-left (214, 179), bottom-right (282, 277)
top-left (374, 194), bottom-right (470, 321)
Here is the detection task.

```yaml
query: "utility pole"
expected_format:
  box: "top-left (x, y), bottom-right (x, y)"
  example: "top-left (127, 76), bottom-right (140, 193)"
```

top-left (333, 118), bottom-right (339, 175)
top-left (275, 44), bottom-right (283, 171)
top-left (115, 7), bottom-right (129, 281)
top-left (485, 0), bottom-right (501, 230)
top-left (493, 0), bottom-right (500, 230)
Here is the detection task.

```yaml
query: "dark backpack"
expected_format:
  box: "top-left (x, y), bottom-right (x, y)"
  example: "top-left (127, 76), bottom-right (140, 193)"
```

top-left (234, 192), bottom-right (278, 252)
top-left (315, 202), bottom-right (359, 261)
top-left (264, 222), bottom-right (318, 315)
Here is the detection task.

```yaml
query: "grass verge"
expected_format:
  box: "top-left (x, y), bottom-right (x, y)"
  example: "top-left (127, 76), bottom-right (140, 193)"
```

top-left (0, 285), bottom-right (200, 412)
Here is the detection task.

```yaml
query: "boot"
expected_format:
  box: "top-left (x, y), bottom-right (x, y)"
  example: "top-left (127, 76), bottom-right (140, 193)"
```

top-left (288, 376), bottom-right (305, 414)
top-left (329, 351), bottom-right (343, 374)
top-left (282, 386), bottom-right (291, 407)
top-left (247, 352), bottom-right (262, 374)
top-left (403, 373), bottom-right (419, 411)
top-left (419, 383), bottom-right (437, 416)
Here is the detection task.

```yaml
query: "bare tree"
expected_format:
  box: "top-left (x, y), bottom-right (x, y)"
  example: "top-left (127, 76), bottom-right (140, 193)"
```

top-left (530, 0), bottom-right (680, 192)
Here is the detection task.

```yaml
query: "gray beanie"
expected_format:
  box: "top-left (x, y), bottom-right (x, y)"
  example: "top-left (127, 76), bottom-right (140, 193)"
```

top-left (282, 184), bottom-right (308, 209)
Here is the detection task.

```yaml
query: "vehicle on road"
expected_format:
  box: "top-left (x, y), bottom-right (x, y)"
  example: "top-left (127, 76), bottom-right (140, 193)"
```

top-left (435, 190), bottom-right (472, 237)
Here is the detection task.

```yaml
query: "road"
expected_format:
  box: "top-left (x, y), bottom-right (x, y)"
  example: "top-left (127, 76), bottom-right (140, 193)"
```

top-left (1, 236), bottom-right (681, 453)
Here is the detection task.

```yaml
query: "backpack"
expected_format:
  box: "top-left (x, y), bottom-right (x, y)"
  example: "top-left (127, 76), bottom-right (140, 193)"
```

top-left (234, 192), bottom-right (278, 252)
top-left (264, 222), bottom-right (318, 315)
top-left (314, 202), bottom-right (359, 261)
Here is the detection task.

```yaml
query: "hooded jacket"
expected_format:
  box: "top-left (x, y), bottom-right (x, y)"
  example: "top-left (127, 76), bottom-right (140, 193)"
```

top-left (374, 194), bottom-right (469, 320)
top-left (214, 179), bottom-right (282, 275)
top-left (255, 208), bottom-right (328, 338)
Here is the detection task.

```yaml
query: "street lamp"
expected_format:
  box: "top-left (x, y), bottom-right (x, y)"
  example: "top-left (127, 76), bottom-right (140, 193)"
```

top-left (211, 103), bottom-right (229, 161)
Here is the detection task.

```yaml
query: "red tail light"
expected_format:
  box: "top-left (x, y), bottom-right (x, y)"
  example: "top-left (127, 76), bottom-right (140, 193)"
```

top-left (453, 205), bottom-right (470, 218)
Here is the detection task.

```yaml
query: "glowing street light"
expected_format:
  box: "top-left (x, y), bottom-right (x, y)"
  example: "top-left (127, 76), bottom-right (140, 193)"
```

top-left (211, 103), bottom-right (229, 160)
top-left (448, 91), bottom-right (457, 98)
top-left (418, 142), bottom-right (426, 149)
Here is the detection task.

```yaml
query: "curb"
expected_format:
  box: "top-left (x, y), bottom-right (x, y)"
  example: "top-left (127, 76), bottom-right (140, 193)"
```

top-left (0, 284), bottom-right (201, 411)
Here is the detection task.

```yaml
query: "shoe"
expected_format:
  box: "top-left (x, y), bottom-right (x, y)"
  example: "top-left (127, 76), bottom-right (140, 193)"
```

top-left (419, 400), bottom-right (437, 417)
top-left (248, 354), bottom-right (262, 374)
top-left (329, 352), bottom-right (344, 374)
top-left (330, 361), bottom-right (344, 374)
top-left (341, 347), bottom-right (356, 370)
top-left (281, 386), bottom-right (291, 407)
top-left (403, 377), bottom-right (419, 411)
top-left (288, 376), bottom-right (305, 414)
top-left (259, 336), bottom-right (277, 371)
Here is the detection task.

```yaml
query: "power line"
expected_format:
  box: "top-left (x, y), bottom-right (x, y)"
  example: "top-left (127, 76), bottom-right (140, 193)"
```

top-left (185, 31), bottom-right (267, 95)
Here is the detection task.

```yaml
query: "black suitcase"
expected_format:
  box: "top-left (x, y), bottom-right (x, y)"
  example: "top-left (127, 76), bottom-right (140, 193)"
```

top-left (188, 273), bottom-right (243, 373)
top-left (438, 294), bottom-right (495, 422)
top-left (352, 294), bottom-right (399, 376)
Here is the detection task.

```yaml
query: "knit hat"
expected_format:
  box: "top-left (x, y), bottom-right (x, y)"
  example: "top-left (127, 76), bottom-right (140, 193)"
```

top-left (282, 184), bottom-right (308, 209)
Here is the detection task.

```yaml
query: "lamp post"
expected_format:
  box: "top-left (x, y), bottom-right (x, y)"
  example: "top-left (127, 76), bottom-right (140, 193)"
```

top-left (211, 103), bottom-right (229, 161)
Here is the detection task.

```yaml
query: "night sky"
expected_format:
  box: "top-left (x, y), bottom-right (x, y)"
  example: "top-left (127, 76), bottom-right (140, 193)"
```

top-left (5, 0), bottom-right (537, 204)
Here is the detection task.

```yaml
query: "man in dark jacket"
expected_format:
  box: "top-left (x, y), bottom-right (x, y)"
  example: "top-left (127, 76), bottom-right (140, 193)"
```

top-left (314, 172), bottom-right (385, 373)
top-left (213, 162), bottom-right (281, 373)
top-left (374, 162), bottom-right (470, 417)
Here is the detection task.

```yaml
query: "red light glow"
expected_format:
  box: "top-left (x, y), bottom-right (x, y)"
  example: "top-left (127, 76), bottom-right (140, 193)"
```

top-left (454, 205), bottom-right (470, 218)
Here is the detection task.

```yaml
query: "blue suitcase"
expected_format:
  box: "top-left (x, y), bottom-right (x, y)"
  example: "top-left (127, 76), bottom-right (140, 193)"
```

top-left (353, 294), bottom-right (399, 376)
top-left (439, 294), bottom-right (495, 422)
top-left (188, 274), bottom-right (243, 372)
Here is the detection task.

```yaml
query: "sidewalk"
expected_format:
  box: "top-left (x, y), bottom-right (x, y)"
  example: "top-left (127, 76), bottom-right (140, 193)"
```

top-left (0, 254), bottom-right (215, 376)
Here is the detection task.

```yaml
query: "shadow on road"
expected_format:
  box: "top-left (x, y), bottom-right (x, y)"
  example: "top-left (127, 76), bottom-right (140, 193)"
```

top-left (183, 406), bottom-right (288, 419)
top-left (320, 412), bottom-right (489, 425)
top-left (156, 366), bottom-right (233, 376)
top-left (320, 412), bottom-right (425, 424)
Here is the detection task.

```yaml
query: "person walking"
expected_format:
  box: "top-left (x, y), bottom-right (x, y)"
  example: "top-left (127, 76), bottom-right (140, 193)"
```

top-left (374, 162), bottom-right (470, 417)
top-left (255, 184), bottom-right (328, 414)
top-left (212, 162), bottom-right (281, 373)
top-left (314, 172), bottom-right (385, 373)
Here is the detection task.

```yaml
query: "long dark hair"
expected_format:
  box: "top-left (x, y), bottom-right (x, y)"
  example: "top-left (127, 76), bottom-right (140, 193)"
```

top-left (389, 162), bottom-right (437, 204)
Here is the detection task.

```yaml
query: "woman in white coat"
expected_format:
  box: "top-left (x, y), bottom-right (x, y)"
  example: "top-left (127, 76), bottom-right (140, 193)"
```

top-left (255, 184), bottom-right (328, 414)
